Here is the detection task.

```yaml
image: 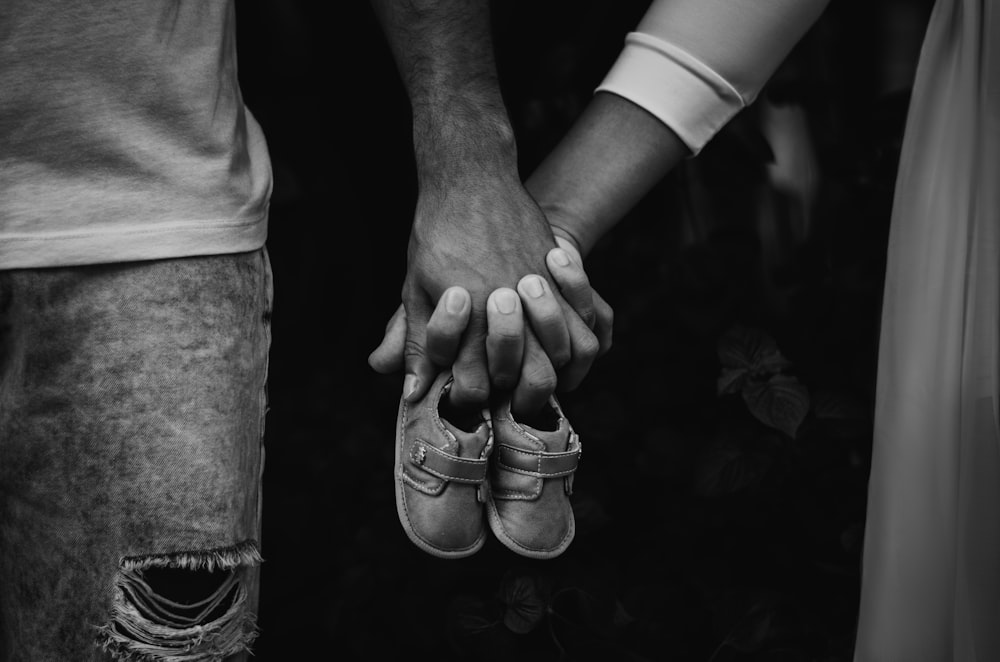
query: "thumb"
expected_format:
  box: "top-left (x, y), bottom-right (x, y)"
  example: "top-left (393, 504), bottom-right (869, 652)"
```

top-left (552, 233), bottom-right (583, 264)
top-left (368, 304), bottom-right (407, 374)
top-left (402, 295), bottom-right (438, 404)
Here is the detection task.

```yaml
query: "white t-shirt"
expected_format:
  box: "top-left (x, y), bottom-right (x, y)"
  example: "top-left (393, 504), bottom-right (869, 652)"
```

top-left (598, 0), bottom-right (830, 153)
top-left (0, 0), bottom-right (828, 269)
top-left (0, 0), bottom-right (271, 269)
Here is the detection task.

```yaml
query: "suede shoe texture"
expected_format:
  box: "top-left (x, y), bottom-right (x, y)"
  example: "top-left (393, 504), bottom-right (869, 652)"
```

top-left (486, 397), bottom-right (581, 559)
top-left (395, 371), bottom-right (493, 558)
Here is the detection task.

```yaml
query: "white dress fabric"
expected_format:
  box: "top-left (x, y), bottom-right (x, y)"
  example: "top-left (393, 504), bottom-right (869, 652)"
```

top-left (855, 0), bottom-right (1000, 659)
top-left (602, 0), bottom-right (998, 658)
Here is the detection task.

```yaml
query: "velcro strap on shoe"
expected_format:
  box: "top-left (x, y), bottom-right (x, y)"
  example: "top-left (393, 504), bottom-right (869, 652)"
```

top-left (496, 443), bottom-right (580, 478)
top-left (409, 440), bottom-right (488, 484)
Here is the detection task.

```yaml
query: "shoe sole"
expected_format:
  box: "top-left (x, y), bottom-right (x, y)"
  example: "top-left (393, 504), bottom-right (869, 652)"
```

top-left (394, 395), bottom-right (486, 559)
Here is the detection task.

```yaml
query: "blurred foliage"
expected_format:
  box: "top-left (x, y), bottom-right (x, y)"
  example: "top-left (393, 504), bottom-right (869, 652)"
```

top-left (717, 326), bottom-right (810, 439)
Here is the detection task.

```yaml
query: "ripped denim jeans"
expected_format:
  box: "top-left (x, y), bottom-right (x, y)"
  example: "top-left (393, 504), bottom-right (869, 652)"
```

top-left (0, 248), bottom-right (272, 661)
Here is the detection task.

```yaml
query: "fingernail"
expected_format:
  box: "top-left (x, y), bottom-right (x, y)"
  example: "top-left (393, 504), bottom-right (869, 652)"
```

top-left (522, 276), bottom-right (545, 298)
top-left (403, 374), bottom-right (420, 400)
top-left (550, 248), bottom-right (571, 267)
top-left (445, 289), bottom-right (466, 314)
top-left (494, 289), bottom-right (517, 314)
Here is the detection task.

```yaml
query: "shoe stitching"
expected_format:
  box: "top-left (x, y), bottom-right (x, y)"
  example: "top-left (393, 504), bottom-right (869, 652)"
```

top-left (496, 445), bottom-right (580, 475)
top-left (489, 487), bottom-right (542, 501)
top-left (495, 459), bottom-right (575, 479)
top-left (503, 417), bottom-right (548, 450)
top-left (397, 380), bottom-right (485, 555)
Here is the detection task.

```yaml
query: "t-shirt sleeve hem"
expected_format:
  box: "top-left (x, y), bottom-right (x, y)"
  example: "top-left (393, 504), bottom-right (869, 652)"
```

top-left (0, 212), bottom-right (269, 269)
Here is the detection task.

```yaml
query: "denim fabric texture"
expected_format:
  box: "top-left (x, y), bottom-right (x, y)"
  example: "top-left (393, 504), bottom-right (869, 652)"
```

top-left (0, 248), bottom-right (272, 661)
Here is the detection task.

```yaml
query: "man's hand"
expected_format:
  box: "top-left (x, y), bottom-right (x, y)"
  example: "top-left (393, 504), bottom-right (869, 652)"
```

top-left (400, 174), bottom-right (591, 411)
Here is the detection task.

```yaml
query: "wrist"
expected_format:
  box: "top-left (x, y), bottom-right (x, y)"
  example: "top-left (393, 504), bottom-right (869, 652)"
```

top-left (413, 109), bottom-right (519, 189)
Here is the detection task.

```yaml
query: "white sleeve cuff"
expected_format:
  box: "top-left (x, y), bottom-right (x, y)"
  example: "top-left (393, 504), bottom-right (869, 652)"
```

top-left (595, 32), bottom-right (747, 155)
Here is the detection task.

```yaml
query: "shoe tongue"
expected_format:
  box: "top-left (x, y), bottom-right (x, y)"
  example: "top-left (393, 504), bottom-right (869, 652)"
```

top-left (440, 415), bottom-right (489, 455)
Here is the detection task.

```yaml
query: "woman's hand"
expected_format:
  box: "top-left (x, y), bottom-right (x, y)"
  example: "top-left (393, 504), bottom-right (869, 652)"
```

top-left (369, 242), bottom-right (612, 413)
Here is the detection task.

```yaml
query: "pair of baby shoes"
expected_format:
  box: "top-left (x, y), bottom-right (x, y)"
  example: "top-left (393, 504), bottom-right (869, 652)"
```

top-left (394, 370), bottom-right (581, 559)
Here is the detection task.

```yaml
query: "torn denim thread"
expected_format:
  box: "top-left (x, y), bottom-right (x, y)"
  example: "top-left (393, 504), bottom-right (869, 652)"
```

top-left (97, 542), bottom-right (264, 661)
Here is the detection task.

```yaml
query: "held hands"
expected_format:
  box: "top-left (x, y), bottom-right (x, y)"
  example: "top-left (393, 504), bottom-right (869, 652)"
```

top-left (370, 237), bottom-right (613, 413)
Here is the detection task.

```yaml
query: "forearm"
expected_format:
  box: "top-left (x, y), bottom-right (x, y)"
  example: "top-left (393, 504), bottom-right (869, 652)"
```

top-left (526, 0), bottom-right (830, 257)
top-left (525, 92), bottom-right (688, 257)
top-left (369, 0), bottom-right (519, 192)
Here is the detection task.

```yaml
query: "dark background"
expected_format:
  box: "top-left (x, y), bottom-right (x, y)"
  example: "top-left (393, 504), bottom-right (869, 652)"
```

top-left (234, 1), bottom-right (933, 659)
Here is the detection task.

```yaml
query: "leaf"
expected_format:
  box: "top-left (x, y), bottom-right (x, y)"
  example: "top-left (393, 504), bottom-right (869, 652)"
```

top-left (717, 367), bottom-right (749, 395)
top-left (499, 574), bottom-right (547, 634)
top-left (742, 374), bottom-right (810, 438)
top-left (694, 443), bottom-right (772, 497)
top-left (717, 326), bottom-right (792, 377)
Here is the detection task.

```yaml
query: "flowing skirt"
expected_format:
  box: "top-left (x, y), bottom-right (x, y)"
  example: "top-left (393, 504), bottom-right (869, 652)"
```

top-left (855, 0), bottom-right (1000, 659)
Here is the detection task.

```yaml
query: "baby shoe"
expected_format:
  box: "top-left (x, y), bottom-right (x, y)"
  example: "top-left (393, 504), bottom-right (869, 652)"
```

top-left (395, 371), bottom-right (493, 558)
top-left (486, 396), bottom-right (581, 559)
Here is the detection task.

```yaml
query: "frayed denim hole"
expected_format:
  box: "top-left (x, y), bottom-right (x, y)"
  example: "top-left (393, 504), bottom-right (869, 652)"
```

top-left (96, 541), bottom-right (261, 661)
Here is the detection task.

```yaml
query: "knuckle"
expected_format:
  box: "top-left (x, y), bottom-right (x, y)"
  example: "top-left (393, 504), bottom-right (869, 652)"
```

top-left (563, 271), bottom-right (589, 290)
top-left (401, 278), bottom-right (419, 301)
top-left (426, 317), bottom-right (458, 338)
top-left (550, 349), bottom-right (571, 370)
top-left (599, 330), bottom-right (614, 355)
top-left (489, 325), bottom-right (524, 342)
top-left (521, 293), bottom-right (556, 313)
top-left (425, 344), bottom-right (454, 367)
top-left (530, 308), bottom-right (563, 329)
top-left (522, 364), bottom-right (557, 394)
top-left (492, 373), bottom-right (518, 391)
top-left (453, 381), bottom-right (490, 406)
top-left (576, 332), bottom-right (600, 361)
top-left (403, 338), bottom-right (427, 360)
